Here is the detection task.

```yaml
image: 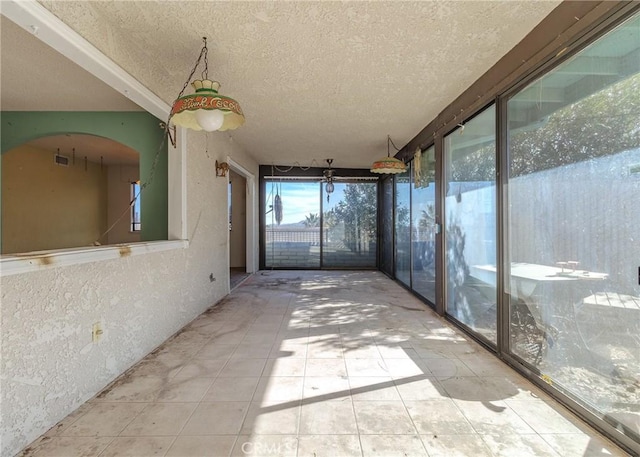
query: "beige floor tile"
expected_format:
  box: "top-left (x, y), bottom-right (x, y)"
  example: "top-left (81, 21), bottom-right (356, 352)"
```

top-left (439, 376), bottom-right (506, 402)
top-left (343, 345), bottom-right (383, 359)
top-left (349, 376), bottom-right (401, 401)
top-left (453, 400), bottom-right (535, 434)
top-left (233, 343), bottom-right (274, 359)
top-left (203, 377), bottom-right (261, 401)
top-left (359, 435), bottom-right (428, 456)
top-left (412, 346), bottom-right (454, 359)
top-left (218, 358), bottom-right (267, 377)
top-left (540, 433), bottom-right (629, 457)
top-left (207, 332), bottom-right (248, 345)
top-left (305, 358), bottom-right (347, 377)
top-left (156, 377), bottom-right (214, 402)
top-left (255, 376), bottom-right (304, 402)
top-left (458, 355), bottom-right (512, 377)
top-left (480, 433), bottom-right (560, 456)
top-left (42, 403), bottom-right (95, 437)
top-left (303, 376), bottom-right (350, 401)
top-left (297, 434), bottom-right (362, 457)
top-left (99, 436), bottom-right (174, 457)
top-left (93, 376), bottom-right (165, 403)
top-left (384, 358), bottom-right (430, 378)
top-left (353, 401), bottom-right (417, 435)
top-left (242, 333), bottom-right (279, 345)
top-left (423, 358), bottom-right (476, 378)
top-left (187, 316), bottom-right (225, 333)
top-left (376, 346), bottom-right (420, 359)
top-left (421, 434), bottom-right (494, 457)
top-left (173, 359), bottom-right (227, 378)
top-left (181, 402), bottom-right (250, 435)
top-left (307, 343), bottom-right (344, 359)
top-left (269, 343), bottom-right (308, 358)
top-left (25, 436), bottom-right (113, 457)
top-left (60, 402), bottom-right (146, 437)
top-left (263, 357), bottom-right (306, 376)
top-left (299, 397), bottom-right (358, 434)
top-left (165, 435), bottom-right (237, 457)
top-left (127, 357), bottom-right (184, 378)
top-left (395, 377), bottom-right (447, 401)
top-left (506, 399), bottom-right (582, 434)
top-left (405, 399), bottom-right (475, 435)
top-left (482, 376), bottom-right (548, 402)
top-left (121, 402), bottom-right (198, 436)
top-left (231, 435), bottom-right (298, 457)
top-left (194, 343), bottom-right (238, 360)
top-left (241, 401), bottom-right (301, 435)
top-left (159, 337), bottom-right (209, 358)
top-left (346, 359), bottom-right (390, 377)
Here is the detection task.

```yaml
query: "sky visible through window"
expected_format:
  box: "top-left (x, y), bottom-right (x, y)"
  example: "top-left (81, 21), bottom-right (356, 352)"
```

top-left (266, 181), bottom-right (342, 226)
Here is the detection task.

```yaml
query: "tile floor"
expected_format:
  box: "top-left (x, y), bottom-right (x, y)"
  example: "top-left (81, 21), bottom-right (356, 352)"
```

top-left (19, 271), bottom-right (629, 457)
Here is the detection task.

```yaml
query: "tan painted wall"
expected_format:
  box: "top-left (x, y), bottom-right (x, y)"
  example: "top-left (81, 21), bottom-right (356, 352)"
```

top-left (1, 144), bottom-right (108, 254)
top-left (106, 165), bottom-right (141, 245)
top-left (229, 169), bottom-right (246, 268)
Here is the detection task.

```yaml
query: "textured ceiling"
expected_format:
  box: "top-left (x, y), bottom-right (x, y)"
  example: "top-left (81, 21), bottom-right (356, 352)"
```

top-left (0, 16), bottom-right (141, 112)
top-left (24, 1), bottom-right (561, 168)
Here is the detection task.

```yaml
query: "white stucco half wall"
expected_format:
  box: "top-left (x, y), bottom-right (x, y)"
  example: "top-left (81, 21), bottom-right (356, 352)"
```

top-left (0, 3), bottom-right (260, 455)
top-left (0, 131), bottom-right (258, 457)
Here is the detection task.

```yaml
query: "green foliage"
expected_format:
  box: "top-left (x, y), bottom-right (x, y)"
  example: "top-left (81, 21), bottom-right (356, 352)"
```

top-left (510, 74), bottom-right (640, 177)
top-left (451, 73), bottom-right (640, 180)
top-left (302, 212), bottom-right (320, 228)
top-left (330, 183), bottom-right (377, 249)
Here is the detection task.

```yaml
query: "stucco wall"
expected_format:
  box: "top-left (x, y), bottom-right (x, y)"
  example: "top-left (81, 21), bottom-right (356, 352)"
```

top-left (0, 132), bottom-right (259, 457)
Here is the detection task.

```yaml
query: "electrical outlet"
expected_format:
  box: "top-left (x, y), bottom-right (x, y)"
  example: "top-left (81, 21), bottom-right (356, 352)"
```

top-left (92, 322), bottom-right (103, 343)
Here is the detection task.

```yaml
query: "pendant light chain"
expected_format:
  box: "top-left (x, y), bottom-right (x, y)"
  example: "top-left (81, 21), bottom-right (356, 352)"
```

top-left (201, 37), bottom-right (209, 81)
top-left (173, 37), bottom-right (208, 116)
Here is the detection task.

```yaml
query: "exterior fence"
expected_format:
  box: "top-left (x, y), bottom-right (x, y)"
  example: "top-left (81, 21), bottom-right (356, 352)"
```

top-left (265, 228), bottom-right (324, 245)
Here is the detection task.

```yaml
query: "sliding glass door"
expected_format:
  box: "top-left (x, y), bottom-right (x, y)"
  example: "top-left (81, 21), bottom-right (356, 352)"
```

top-left (506, 12), bottom-right (640, 440)
top-left (323, 182), bottom-right (377, 268)
top-left (264, 180), bottom-right (321, 268)
top-left (263, 178), bottom-right (378, 269)
top-left (380, 176), bottom-right (394, 276)
top-left (444, 106), bottom-right (497, 344)
top-left (394, 166), bottom-right (411, 286)
top-left (411, 146), bottom-right (437, 304)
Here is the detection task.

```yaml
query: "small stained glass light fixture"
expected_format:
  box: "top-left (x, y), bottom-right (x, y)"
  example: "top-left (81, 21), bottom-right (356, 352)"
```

top-left (170, 37), bottom-right (244, 132)
top-left (370, 135), bottom-right (407, 174)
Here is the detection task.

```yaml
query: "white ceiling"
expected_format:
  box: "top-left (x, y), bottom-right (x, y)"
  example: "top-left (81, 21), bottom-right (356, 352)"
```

top-left (4, 1), bottom-right (562, 168)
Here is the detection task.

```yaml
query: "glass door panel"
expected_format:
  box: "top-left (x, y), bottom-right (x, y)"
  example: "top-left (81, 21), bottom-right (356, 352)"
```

top-left (411, 146), bottom-right (437, 304)
top-left (380, 176), bottom-right (394, 276)
top-left (444, 106), bottom-right (497, 343)
top-left (264, 180), bottom-right (321, 268)
top-left (322, 182), bottom-right (377, 268)
top-left (394, 167), bottom-right (411, 286)
top-left (506, 13), bottom-right (640, 444)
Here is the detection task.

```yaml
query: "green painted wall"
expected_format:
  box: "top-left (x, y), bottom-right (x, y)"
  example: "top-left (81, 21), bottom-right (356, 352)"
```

top-left (1, 111), bottom-right (168, 246)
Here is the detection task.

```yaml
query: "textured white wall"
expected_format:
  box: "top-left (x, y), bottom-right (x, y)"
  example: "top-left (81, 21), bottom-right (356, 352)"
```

top-left (0, 132), bottom-right (258, 457)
